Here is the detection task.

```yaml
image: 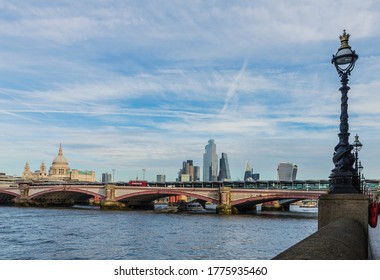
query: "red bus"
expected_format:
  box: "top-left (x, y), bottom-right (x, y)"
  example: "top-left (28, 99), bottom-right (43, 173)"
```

top-left (128, 180), bottom-right (148, 187)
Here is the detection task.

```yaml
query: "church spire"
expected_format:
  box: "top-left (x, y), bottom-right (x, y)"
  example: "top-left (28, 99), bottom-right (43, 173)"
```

top-left (58, 143), bottom-right (63, 156)
top-left (24, 161), bottom-right (30, 172)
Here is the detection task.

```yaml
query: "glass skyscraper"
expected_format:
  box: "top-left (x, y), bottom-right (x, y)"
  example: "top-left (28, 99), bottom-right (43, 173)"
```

top-left (102, 173), bottom-right (112, 183)
top-left (178, 160), bottom-right (200, 181)
top-left (203, 139), bottom-right (218, 181)
top-left (277, 162), bottom-right (298, 181)
top-left (244, 161), bottom-right (253, 181)
top-left (218, 153), bottom-right (231, 181)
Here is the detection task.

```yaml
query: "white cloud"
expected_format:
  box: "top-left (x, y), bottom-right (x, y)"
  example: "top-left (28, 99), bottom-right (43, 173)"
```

top-left (1, 0), bottom-right (380, 181)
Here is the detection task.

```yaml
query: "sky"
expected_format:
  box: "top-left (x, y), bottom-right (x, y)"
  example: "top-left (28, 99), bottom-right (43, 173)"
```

top-left (1, 0), bottom-right (380, 182)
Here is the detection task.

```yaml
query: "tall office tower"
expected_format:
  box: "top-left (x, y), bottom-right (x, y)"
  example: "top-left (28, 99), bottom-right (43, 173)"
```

top-left (292, 165), bottom-right (298, 180)
top-left (244, 161), bottom-right (254, 181)
top-left (252, 173), bottom-right (260, 181)
top-left (102, 173), bottom-right (112, 183)
top-left (277, 162), bottom-right (298, 181)
top-left (203, 139), bottom-right (218, 181)
top-left (218, 153), bottom-right (231, 181)
top-left (193, 166), bottom-right (201, 181)
top-left (156, 174), bottom-right (166, 182)
top-left (178, 160), bottom-right (200, 181)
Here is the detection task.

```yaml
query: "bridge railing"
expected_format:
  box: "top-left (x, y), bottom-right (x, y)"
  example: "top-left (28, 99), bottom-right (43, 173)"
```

top-left (18, 179), bottom-right (380, 192)
top-left (147, 180), bottom-right (330, 190)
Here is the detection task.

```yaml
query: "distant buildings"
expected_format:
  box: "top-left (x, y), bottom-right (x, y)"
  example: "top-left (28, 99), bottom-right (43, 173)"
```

top-left (277, 162), bottom-right (298, 181)
top-left (218, 153), bottom-right (231, 181)
top-left (244, 162), bottom-right (253, 181)
top-left (252, 173), bottom-right (260, 181)
top-left (243, 161), bottom-right (259, 181)
top-left (22, 144), bottom-right (96, 182)
top-left (102, 173), bottom-right (112, 183)
top-left (178, 160), bottom-right (200, 182)
top-left (203, 139), bottom-right (218, 181)
top-left (156, 174), bottom-right (166, 183)
top-left (0, 172), bottom-right (20, 186)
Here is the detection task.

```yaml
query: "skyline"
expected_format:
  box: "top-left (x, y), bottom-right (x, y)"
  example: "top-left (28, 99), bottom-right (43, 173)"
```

top-left (1, 1), bottom-right (380, 181)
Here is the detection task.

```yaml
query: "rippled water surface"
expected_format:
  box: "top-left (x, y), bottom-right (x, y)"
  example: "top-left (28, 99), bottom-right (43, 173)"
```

top-left (0, 206), bottom-right (317, 260)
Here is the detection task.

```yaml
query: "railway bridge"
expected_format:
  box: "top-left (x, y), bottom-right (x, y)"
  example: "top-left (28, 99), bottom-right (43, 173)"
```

top-left (0, 181), bottom-right (327, 213)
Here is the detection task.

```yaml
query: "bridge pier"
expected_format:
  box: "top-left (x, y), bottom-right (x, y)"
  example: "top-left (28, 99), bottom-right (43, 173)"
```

top-left (100, 184), bottom-right (127, 210)
top-left (14, 183), bottom-right (31, 207)
top-left (216, 187), bottom-right (238, 214)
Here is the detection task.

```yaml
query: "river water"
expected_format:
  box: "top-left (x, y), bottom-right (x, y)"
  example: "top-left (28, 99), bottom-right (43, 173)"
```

top-left (0, 206), bottom-right (317, 260)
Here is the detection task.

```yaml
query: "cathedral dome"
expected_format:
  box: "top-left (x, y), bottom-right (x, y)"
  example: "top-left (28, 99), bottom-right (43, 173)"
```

top-left (49, 144), bottom-right (70, 178)
top-left (52, 144), bottom-right (68, 165)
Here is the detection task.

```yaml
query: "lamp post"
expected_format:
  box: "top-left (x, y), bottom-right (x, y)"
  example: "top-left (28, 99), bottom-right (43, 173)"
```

top-left (352, 134), bottom-right (363, 191)
top-left (329, 30), bottom-right (360, 193)
top-left (359, 162), bottom-right (364, 193)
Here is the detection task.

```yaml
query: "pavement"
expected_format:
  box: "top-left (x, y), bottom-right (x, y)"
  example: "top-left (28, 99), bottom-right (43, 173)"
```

top-left (368, 223), bottom-right (380, 259)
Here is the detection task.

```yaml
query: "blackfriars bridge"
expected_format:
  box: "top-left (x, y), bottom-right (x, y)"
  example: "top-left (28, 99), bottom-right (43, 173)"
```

top-left (0, 180), bottom-right (329, 213)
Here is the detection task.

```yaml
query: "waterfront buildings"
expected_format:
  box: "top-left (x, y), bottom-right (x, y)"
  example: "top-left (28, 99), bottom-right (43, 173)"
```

top-left (277, 162), bottom-right (298, 181)
top-left (203, 139), bottom-right (218, 181)
top-left (0, 172), bottom-right (20, 187)
top-left (218, 153), bottom-right (231, 181)
top-left (22, 144), bottom-right (96, 182)
top-left (178, 160), bottom-right (200, 182)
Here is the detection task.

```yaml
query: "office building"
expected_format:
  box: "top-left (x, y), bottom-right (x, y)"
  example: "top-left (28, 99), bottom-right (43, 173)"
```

top-left (203, 139), bottom-right (218, 181)
top-left (178, 160), bottom-right (200, 182)
top-left (193, 166), bottom-right (201, 181)
top-left (218, 153), bottom-right (231, 181)
top-left (244, 162), bottom-right (253, 181)
top-left (156, 174), bottom-right (166, 183)
top-left (252, 173), bottom-right (260, 181)
top-left (102, 173), bottom-right (112, 183)
top-left (277, 162), bottom-right (298, 181)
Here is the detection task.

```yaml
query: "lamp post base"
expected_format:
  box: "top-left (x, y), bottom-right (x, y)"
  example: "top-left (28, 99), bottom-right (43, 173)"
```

top-left (329, 171), bottom-right (360, 193)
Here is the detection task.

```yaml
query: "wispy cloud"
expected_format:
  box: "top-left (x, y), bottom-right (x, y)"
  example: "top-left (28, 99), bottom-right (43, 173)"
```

top-left (1, 1), bottom-right (380, 180)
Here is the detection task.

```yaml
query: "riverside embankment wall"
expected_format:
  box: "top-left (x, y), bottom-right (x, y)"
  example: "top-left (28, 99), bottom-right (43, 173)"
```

top-left (272, 218), bottom-right (368, 260)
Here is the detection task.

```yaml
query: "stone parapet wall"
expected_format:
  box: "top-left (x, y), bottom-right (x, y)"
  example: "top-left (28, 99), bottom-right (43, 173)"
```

top-left (272, 218), bottom-right (367, 260)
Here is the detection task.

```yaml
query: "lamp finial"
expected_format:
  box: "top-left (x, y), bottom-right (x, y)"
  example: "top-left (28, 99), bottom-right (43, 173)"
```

top-left (339, 29), bottom-right (351, 49)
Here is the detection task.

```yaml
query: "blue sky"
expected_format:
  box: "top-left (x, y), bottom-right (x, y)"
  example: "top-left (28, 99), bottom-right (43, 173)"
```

top-left (1, 0), bottom-right (380, 181)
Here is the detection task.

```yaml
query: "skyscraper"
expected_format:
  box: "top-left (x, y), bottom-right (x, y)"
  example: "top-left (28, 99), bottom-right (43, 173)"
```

top-left (156, 174), bottom-right (166, 182)
top-left (218, 153), bottom-right (231, 181)
top-left (193, 166), bottom-right (200, 181)
top-left (203, 139), bottom-right (218, 181)
top-left (102, 173), bottom-right (112, 183)
top-left (277, 162), bottom-right (298, 181)
top-left (178, 160), bottom-right (200, 182)
top-left (244, 161), bottom-right (253, 181)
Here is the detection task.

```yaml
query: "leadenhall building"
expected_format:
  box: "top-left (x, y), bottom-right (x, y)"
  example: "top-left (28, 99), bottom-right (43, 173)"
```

top-left (22, 144), bottom-right (96, 182)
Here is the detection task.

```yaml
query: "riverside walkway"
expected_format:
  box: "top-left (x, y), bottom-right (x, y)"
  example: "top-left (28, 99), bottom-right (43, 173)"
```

top-left (369, 224), bottom-right (380, 259)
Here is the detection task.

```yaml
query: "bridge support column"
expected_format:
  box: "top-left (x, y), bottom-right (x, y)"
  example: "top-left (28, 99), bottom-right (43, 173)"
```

top-left (14, 183), bottom-right (31, 206)
top-left (216, 187), bottom-right (235, 215)
top-left (101, 184), bottom-right (126, 210)
top-left (318, 193), bottom-right (369, 258)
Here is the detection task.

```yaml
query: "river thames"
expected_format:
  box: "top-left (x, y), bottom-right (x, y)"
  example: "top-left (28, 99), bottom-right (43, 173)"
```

top-left (0, 206), bottom-right (317, 260)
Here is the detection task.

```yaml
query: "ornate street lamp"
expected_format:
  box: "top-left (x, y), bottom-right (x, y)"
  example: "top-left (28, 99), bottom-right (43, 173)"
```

top-left (329, 30), bottom-right (360, 193)
top-left (361, 173), bottom-right (366, 195)
top-left (358, 161), bottom-right (364, 193)
top-left (352, 134), bottom-right (363, 190)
